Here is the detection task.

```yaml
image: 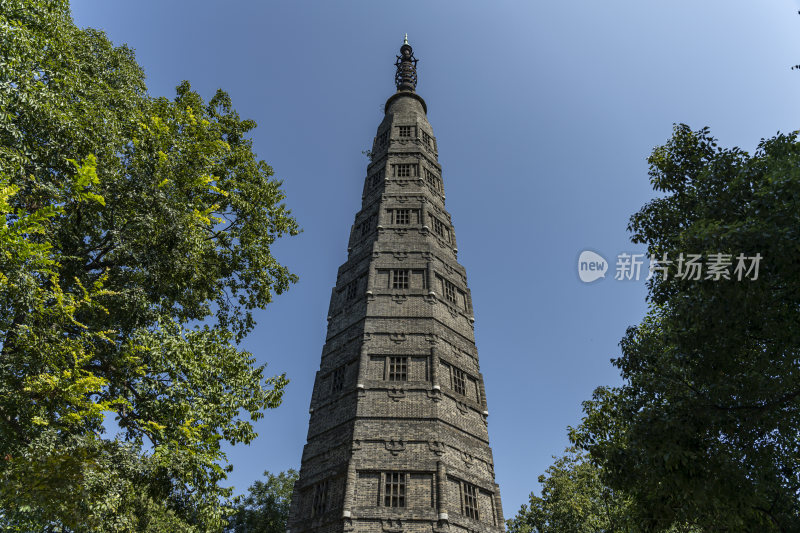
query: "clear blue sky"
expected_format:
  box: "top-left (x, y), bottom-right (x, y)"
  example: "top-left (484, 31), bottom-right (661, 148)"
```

top-left (71, 0), bottom-right (800, 517)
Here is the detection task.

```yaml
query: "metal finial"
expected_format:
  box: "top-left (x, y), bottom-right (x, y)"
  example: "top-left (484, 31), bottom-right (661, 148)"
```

top-left (395, 39), bottom-right (418, 91)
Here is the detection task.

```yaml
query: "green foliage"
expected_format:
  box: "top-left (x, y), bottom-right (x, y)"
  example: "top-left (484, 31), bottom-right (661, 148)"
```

top-left (225, 469), bottom-right (297, 533)
top-left (0, 0), bottom-right (298, 530)
top-left (507, 448), bottom-right (702, 533)
top-left (571, 125), bottom-right (800, 532)
top-left (3, 433), bottom-right (196, 532)
top-left (506, 448), bottom-right (635, 533)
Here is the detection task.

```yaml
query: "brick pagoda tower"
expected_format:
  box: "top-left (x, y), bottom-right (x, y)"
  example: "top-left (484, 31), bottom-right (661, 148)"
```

top-left (288, 37), bottom-right (505, 532)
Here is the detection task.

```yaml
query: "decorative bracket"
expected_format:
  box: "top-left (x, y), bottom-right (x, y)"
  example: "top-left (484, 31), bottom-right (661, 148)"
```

top-left (388, 387), bottom-right (406, 402)
top-left (382, 519), bottom-right (403, 533)
top-left (389, 333), bottom-right (407, 344)
top-left (384, 438), bottom-right (405, 455)
top-left (428, 440), bottom-right (446, 456)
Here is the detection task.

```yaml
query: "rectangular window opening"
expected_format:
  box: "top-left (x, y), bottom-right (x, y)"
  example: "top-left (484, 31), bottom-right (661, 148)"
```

top-left (432, 217), bottom-right (450, 242)
top-left (384, 472), bottom-right (406, 507)
top-left (358, 213), bottom-right (376, 237)
top-left (452, 367), bottom-right (467, 396)
top-left (444, 279), bottom-right (457, 304)
top-left (345, 280), bottom-right (358, 300)
top-left (388, 356), bottom-right (408, 381)
top-left (394, 163), bottom-right (418, 177)
top-left (421, 130), bottom-right (432, 147)
top-left (392, 269), bottom-right (410, 289)
top-left (394, 209), bottom-right (410, 225)
top-left (462, 481), bottom-right (479, 519)
top-left (425, 169), bottom-right (440, 191)
top-left (332, 366), bottom-right (345, 393)
top-left (312, 480), bottom-right (328, 517)
top-left (369, 168), bottom-right (384, 188)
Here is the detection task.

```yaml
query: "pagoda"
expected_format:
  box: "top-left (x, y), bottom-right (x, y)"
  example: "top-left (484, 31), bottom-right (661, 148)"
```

top-left (288, 37), bottom-right (505, 532)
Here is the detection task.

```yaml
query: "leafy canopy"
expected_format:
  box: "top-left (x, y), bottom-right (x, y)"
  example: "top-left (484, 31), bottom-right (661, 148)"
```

top-left (0, 0), bottom-right (298, 530)
top-left (506, 448), bottom-right (635, 533)
top-left (572, 125), bottom-right (800, 532)
top-left (225, 469), bottom-right (297, 533)
top-left (507, 447), bottom-right (702, 533)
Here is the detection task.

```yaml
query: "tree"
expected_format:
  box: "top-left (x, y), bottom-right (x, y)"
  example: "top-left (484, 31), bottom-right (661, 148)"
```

top-left (572, 125), bottom-right (800, 532)
top-left (225, 469), bottom-right (297, 533)
top-left (507, 447), bottom-right (702, 533)
top-left (0, 1), bottom-right (298, 530)
top-left (506, 448), bottom-right (635, 533)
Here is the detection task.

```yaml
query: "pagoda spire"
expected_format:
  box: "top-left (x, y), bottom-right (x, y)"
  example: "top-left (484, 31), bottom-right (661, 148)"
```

top-left (395, 35), bottom-right (418, 92)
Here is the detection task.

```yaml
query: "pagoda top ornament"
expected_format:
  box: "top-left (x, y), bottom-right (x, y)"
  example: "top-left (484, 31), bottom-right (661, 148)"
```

top-left (394, 35), bottom-right (418, 92)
